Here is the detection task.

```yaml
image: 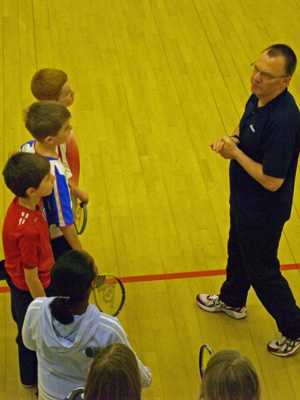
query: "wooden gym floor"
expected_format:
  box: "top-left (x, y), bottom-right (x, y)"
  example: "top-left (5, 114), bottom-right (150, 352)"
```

top-left (1, 0), bottom-right (300, 399)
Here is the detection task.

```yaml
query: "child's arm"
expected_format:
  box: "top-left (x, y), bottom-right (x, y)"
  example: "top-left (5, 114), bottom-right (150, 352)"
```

top-left (22, 299), bottom-right (39, 351)
top-left (44, 161), bottom-right (82, 248)
top-left (109, 319), bottom-right (152, 387)
top-left (24, 267), bottom-right (46, 298)
top-left (65, 133), bottom-right (80, 186)
top-left (69, 182), bottom-right (89, 204)
top-left (60, 224), bottom-right (82, 250)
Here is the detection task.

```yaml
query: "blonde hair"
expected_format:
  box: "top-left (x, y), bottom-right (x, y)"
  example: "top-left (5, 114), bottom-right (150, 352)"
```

top-left (201, 350), bottom-right (260, 400)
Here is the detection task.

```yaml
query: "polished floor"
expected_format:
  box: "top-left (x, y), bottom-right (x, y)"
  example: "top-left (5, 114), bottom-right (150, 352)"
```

top-left (1, 0), bottom-right (300, 399)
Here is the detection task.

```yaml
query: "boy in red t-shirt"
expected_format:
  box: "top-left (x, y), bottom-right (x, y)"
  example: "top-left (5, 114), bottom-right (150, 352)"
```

top-left (30, 68), bottom-right (80, 186)
top-left (2, 152), bottom-right (55, 388)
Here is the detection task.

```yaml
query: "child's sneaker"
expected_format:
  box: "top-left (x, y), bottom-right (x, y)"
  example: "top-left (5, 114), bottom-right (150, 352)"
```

top-left (267, 334), bottom-right (300, 357)
top-left (196, 293), bottom-right (247, 320)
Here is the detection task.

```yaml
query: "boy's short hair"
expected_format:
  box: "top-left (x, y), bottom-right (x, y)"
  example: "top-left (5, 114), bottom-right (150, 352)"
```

top-left (25, 101), bottom-right (71, 141)
top-left (3, 152), bottom-right (50, 197)
top-left (31, 68), bottom-right (68, 100)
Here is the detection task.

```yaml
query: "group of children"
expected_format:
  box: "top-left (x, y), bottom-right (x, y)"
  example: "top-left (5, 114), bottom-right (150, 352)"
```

top-left (1, 68), bottom-right (153, 400)
top-left (65, 344), bottom-right (260, 400)
top-left (2, 69), bottom-right (88, 388)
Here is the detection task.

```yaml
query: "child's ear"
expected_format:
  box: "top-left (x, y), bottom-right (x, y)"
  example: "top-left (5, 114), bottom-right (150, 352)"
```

top-left (25, 187), bottom-right (36, 198)
top-left (44, 136), bottom-right (55, 145)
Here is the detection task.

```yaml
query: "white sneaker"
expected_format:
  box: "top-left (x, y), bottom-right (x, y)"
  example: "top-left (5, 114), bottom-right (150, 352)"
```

top-left (196, 294), bottom-right (247, 320)
top-left (267, 334), bottom-right (300, 357)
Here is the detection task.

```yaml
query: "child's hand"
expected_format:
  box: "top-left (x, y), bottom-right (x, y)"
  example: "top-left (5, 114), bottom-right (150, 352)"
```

top-left (69, 182), bottom-right (89, 204)
top-left (78, 190), bottom-right (89, 204)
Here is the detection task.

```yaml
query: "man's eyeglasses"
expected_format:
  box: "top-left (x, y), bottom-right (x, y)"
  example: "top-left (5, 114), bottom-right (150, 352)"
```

top-left (250, 62), bottom-right (288, 81)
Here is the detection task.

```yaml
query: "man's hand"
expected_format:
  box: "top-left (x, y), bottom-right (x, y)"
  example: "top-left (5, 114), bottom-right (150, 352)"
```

top-left (211, 138), bottom-right (225, 152)
top-left (219, 135), bottom-right (240, 159)
top-left (210, 135), bottom-right (240, 159)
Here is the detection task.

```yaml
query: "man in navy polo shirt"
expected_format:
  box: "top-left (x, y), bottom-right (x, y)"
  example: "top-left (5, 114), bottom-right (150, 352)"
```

top-left (196, 44), bottom-right (300, 357)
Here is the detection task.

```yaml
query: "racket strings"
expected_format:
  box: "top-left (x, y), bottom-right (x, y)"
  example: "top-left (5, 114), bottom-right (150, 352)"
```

top-left (92, 275), bottom-right (125, 316)
top-left (72, 197), bottom-right (87, 235)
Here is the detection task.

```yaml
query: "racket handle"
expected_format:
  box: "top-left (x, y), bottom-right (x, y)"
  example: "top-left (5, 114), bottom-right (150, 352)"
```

top-left (85, 347), bottom-right (101, 358)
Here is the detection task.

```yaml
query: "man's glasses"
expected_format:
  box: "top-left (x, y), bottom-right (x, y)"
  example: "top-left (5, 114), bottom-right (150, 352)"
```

top-left (250, 62), bottom-right (288, 81)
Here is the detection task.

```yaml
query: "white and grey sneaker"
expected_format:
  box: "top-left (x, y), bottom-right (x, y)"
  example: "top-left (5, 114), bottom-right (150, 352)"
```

top-left (267, 334), bottom-right (300, 357)
top-left (196, 294), bottom-right (247, 320)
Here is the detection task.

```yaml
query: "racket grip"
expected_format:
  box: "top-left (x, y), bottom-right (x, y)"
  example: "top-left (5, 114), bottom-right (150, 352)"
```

top-left (85, 347), bottom-right (101, 358)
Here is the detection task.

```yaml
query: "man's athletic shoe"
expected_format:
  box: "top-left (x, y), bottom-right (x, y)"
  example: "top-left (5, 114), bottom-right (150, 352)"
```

top-left (196, 294), bottom-right (247, 320)
top-left (267, 335), bottom-right (300, 357)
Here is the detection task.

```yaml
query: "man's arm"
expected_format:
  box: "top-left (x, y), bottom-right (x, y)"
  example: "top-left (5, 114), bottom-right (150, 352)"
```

top-left (234, 147), bottom-right (284, 191)
top-left (219, 136), bottom-right (284, 192)
top-left (24, 267), bottom-right (46, 298)
top-left (60, 224), bottom-right (82, 250)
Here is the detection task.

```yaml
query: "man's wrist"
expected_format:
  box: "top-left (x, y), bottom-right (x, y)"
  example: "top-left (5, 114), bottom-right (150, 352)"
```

top-left (230, 144), bottom-right (241, 160)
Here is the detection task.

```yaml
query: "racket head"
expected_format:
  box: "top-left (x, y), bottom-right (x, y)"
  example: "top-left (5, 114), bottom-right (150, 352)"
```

top-left (92, 274), bottom-right (125, 316)
top-left (72, 198), bottom-right (88, 235)
top-left (199, 344), bottom-right (214, 379)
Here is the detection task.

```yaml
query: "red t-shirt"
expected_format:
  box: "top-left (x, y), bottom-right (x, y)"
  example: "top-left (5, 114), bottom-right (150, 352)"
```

top-left (2, 198), bottom-right (54, 290)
